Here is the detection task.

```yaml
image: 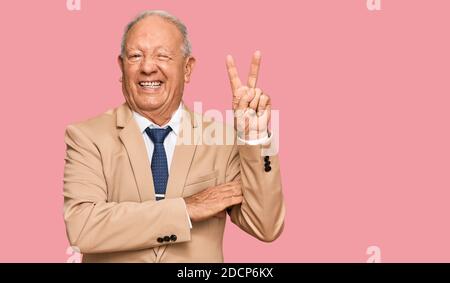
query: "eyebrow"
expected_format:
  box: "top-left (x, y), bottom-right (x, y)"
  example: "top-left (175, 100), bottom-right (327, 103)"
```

top-left (126, 45), bottom-right (175, 54)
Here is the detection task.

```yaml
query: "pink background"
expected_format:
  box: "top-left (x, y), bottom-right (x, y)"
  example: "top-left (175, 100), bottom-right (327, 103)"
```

top-left (1, 0), bottom-right (450, 262)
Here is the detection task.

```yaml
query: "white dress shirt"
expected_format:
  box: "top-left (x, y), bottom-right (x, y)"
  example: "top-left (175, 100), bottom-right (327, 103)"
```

top-left (133, 103), bottom-right (182, 178)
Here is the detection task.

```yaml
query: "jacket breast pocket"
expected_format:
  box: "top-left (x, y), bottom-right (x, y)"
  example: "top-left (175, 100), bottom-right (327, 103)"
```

top-left (183, 171), bottom-right (218, 197)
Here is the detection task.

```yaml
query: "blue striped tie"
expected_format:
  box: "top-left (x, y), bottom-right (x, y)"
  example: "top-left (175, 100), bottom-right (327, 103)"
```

top-left (145, 127), bottom-right (172, 201)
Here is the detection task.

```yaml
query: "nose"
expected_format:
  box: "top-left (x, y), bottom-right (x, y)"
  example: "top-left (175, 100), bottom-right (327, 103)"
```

top-left (140, 56), bottom-right (158, 75)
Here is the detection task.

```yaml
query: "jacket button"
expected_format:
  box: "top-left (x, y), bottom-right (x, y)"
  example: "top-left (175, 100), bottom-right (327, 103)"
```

top-left (264, 165), bottom-right (272, 172)
top-left (264, 156), bottom-right (270, 162)
top-left (170, 234), bottom-right (177, 242)
top-left (164, 236), bottom-right (170, 242)
top-left (157, 237), bottom-right (164, 243)
top-left (264, 160), bottom-right (271, 166)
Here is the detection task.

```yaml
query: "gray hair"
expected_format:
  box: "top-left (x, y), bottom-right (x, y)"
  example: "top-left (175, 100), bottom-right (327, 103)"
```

top-left (120, 10), bottom-right (192, 58)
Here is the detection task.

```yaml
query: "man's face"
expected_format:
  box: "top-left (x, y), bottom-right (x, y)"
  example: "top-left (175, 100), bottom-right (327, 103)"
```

top-left (118, 16), bottom-right (195, 118)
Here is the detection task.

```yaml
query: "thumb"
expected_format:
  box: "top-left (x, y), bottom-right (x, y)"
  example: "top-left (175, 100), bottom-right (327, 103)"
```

top-left (236, 87), bottom-right (254, 111)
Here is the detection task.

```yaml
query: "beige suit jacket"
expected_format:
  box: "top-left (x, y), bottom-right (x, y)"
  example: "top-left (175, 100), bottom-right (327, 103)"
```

top-left (63, 102), bottom-right (285, 262)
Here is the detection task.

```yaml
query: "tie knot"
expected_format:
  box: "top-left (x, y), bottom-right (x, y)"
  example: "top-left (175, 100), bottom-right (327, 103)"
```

top-left (145, 126), bottom-right (172, 144)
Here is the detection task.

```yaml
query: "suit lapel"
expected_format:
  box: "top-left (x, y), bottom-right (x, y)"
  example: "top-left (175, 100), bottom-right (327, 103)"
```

top-left (117, 103), bottom-right (155, 202)
top-left (165, 104), bottom-right (200, 198)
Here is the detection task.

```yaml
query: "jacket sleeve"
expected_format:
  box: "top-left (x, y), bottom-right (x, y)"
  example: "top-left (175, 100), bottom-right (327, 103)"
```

top-left (225, 139), bottom-right (285, 242)
top-left (63, 125), bottom-right (191, 254)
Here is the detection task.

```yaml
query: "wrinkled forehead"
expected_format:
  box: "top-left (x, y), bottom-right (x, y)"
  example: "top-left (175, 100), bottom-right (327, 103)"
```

top-left (125, 16), bottom-right (183, 53)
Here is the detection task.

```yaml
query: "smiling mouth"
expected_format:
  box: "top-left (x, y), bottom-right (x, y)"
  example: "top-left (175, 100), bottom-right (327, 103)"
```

top-left (138, 80), bottom-right (163, 90)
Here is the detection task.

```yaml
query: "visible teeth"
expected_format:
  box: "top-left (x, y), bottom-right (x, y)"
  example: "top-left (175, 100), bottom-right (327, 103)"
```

top-left (139, 81), bottom-right (161, 87)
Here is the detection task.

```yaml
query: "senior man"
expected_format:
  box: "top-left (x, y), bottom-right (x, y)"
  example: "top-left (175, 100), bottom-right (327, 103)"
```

top-left (63, 10), bottom-right (285, 262)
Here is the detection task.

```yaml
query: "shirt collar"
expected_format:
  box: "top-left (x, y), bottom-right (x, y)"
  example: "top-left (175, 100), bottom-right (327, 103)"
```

top-left (132, 102), bottom-right (183, 136)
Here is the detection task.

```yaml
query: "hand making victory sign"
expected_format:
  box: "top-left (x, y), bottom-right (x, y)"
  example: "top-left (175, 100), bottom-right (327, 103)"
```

top-left (226, 51), bottom-right (271, 141)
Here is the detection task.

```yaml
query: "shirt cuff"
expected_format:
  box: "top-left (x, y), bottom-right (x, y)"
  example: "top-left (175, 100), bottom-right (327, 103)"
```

top-left (237, 131), bottom-right (272, 146)
top-left (182, 199), bottom-right (193, 229)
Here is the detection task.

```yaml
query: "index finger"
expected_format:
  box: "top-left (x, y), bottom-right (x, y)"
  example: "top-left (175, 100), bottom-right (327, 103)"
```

top-left (226, 55), bottom-right (242, 92)
top-left (247, 50), bottom-right (261, 88)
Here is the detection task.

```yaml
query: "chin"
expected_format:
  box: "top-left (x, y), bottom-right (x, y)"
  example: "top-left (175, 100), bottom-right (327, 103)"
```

top-left (135, 97), bottom-right (167, 111)
top-left (136, 102), bottom-right (162, 112)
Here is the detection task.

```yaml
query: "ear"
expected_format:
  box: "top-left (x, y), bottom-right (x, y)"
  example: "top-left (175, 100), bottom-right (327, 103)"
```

top-left (183, 56), bottom-right (196, 83)
top-left (117, 55), bottom-right (124, 73)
